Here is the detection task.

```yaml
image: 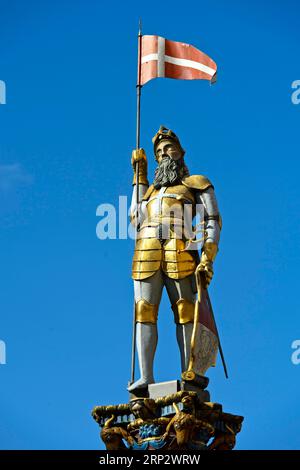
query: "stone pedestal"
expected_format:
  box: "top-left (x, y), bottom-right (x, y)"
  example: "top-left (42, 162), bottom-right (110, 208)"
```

top-left (148, 379), bottom-right (210, 402)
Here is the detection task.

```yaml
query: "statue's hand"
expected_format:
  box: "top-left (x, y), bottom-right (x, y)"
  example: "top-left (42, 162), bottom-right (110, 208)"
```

top-left (196, 242), bottom-right (218, 289)
top-left (196, 256), bottom-right (214, 289)
top-left (131, 149), bottom-right (148, 186)
top-left (131, 148), bottom-right (147, 168)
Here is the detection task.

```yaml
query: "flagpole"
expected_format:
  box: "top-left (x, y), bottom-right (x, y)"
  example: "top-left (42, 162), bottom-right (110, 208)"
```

top-left (136, 19), bottom-right (142, 149)
top-left (130, 19), bottom-right (142, 386)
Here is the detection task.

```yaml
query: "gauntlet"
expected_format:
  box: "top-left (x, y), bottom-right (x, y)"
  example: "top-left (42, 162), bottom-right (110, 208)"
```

top-left (131, 148), bottom-right (149, 186)
top-left (197, 241), bottom-right (218, 289)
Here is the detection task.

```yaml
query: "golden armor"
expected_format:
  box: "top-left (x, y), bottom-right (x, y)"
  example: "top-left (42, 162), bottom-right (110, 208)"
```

top-left (132, 177), bottom-right (214, 281)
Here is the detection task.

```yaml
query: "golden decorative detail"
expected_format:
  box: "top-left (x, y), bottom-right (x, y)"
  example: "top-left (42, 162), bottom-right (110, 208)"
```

top-left (162, 239), bottom-right (196, 279)
top-left (133, 250), bottom-right (162, 261)
top-left (132, 183), bottom-right (204, 280)
top-left (181, 370), bottom-right (196, 382)
top-left (145, 188), bottom-right (194, 220)
top-left (196, 241), bottom-right (218, 289)
top-left (100, 415), bottom-right (135, 450)
top-left (162, 402), bottom-right (197, 447)
top-left (132, 261), bottom-right (162, 278)
top-left (135, 299), bottom-right (159, 324)
top-left (194, 419), bottom-right (215, 435)
top-left (135, 238), bottom-right (162, 251)
top-left (162, 401), bottom-right (214, 448)
top-left (202, 242), bottom-right (218, 262)
top-left (181, 174), bottom-right (213, 191)
top-left (155, 391), bottom-right (197, 407)
top-left (162, 238), bottom-right (182, 251)
top-left (132, 172), bottom-right (149, 186)
top-left (172, 299), bottom-right (195, 324)
top-left (132, 148), bottom-right (149, 186)
top-left (92, 392), bottom-right (244, 451)
top-left (92, 403), bottom-right (131, 421)
top-left (219, 213), bottom-right (223, 230)
top-left (132, 238), bottom-right (197, 281)
top-left (164, 250), bottom-right (194, 262)
top-left (138, 435), bottom-right (166, 443)
top-left (132, 238), bottom-right (162, 280)
top-left (128, 417), bottom-right (170, 432)
top-left (129, 398), bottom-right (157, 420)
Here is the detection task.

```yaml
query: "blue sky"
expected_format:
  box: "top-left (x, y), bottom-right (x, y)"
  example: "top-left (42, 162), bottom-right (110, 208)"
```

top-left (0, 0), bottom-right (300, 450)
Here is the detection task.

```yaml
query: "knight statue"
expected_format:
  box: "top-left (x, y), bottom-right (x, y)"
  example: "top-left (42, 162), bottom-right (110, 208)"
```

top-left (128, 126), bottom-right (222, 393)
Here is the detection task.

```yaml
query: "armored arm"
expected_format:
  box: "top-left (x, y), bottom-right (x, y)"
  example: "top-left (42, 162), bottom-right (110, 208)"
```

top-left (195, 186), bottom-right (222, 287)
top-left (130, 149), bottom-right (149, 225)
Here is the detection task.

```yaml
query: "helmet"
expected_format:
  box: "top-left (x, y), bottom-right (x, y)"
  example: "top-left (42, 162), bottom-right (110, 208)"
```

top-left (152, 126), bottom-right (185, 160)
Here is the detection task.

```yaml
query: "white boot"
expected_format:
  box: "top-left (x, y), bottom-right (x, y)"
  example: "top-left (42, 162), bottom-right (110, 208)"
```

top-left (176, 323), bottom-right (194, 372)
top-left (127, 322), bottom-right (158, 392)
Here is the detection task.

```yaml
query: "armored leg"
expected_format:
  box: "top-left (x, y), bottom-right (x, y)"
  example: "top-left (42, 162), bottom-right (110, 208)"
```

top-left (164, 274), bottom-right (196, 373)
top-left (127, 270), bottom-right (164, 392)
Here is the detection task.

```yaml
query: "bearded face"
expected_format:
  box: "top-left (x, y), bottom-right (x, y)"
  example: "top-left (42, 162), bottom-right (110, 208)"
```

top-left (153, 140), bottom-right (189, 189)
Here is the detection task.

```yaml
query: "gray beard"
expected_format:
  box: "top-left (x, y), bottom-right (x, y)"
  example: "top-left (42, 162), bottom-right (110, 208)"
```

top-left (153, 156), bottom-right (189, 189)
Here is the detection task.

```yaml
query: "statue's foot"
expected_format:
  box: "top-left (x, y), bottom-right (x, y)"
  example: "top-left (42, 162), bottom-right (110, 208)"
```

top-left (127, 377), bottom-right (154, 393)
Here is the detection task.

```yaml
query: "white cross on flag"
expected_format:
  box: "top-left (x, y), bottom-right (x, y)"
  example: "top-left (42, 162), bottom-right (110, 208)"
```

top-left (140, 35), bottom-right (217, 86)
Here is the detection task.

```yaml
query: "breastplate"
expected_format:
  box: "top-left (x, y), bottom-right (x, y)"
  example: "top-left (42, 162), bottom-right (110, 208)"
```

top-left (139, 184), bottom-right (195, 240)
top-left (132, 184), bottom-right (197, 280)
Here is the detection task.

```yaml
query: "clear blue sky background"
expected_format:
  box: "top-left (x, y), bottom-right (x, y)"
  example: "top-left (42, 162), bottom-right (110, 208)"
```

top-left (0, 0), bottom-right (299, 450)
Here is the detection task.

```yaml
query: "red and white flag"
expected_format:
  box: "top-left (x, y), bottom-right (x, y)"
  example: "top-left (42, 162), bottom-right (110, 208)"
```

top-left (140, 35), bottom-right (217, 86)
